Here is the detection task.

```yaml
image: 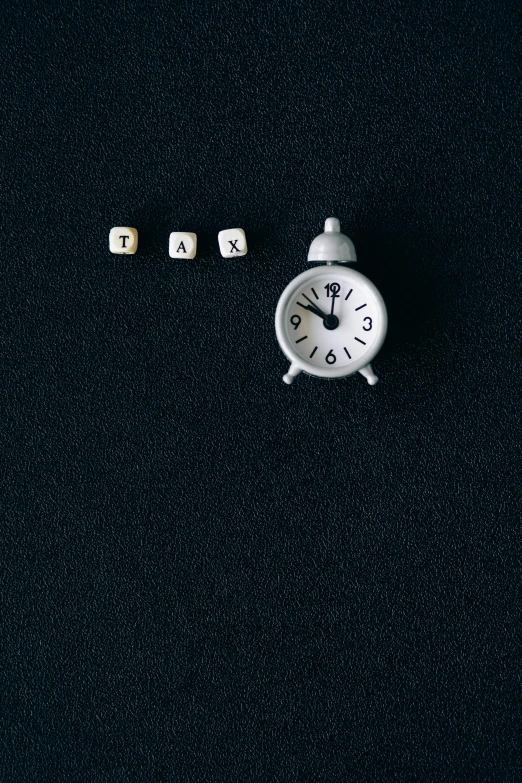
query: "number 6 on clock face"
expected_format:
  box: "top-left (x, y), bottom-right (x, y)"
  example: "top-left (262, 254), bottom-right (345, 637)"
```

top-left (274, 219), bottom-right (388, 385)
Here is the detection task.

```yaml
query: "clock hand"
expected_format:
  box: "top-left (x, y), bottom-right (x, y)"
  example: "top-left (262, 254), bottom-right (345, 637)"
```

top-left (330, 285), bottom-right (340, 315)
top-left (302, 293), bottom-right (329, 319)
top-left (297, 295), bottom-right (340, 331)
top-left (297, 301), bottom-right (327, 320)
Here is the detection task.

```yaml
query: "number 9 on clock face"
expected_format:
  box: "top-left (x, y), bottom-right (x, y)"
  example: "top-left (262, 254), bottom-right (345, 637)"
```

top-left (275, 266), bottom-right (387, 380)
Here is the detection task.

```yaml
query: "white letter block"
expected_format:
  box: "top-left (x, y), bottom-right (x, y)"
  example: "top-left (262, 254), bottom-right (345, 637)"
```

top-left (169, 232), bottom-right (197, 259)
top-left (109, 227), bottom-right (138, 254)
top-left (218, 228), bottom-right (247, 258)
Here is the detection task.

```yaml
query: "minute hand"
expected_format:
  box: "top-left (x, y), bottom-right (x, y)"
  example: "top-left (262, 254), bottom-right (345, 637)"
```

top-left (298, 293), bottom-right (339, 331)
top-left (300, 294), bottom-right (329, 319)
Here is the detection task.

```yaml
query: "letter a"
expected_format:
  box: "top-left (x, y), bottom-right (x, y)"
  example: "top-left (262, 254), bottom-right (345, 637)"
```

top-left (177, 242), bottom-right (187, 253)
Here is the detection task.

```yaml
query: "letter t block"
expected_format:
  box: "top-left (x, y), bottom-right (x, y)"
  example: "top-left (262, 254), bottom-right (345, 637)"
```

top-left (109, 227), bottom-right (138, 254)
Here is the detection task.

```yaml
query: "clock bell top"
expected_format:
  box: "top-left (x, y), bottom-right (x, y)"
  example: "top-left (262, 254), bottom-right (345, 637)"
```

top-left (307, 217), bottom-right (357, 265)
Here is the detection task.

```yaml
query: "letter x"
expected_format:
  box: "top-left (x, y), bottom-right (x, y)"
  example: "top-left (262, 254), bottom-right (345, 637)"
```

top-left (228, 239), bottom-right (240, 252)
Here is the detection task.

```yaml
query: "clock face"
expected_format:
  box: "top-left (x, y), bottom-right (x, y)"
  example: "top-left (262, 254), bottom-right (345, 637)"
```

top-left (275, 266), bottom-right (387, 379)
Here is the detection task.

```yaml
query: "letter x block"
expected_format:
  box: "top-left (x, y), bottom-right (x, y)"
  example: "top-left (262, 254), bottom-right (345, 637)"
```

top-left (218, 228), bottom-right (247, 258)
top-left (109, 227), bottom-right (138, 254)
top-left (169, 232), bottom-right (197, 259)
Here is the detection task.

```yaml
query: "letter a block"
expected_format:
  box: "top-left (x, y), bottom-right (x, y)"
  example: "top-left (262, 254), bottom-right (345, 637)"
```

top-left (218, 228), bottom-right (247, 258)
top-left (109, 227), bottom-right (138, 254)
top-left (169, 232), bottom-right (197, 259)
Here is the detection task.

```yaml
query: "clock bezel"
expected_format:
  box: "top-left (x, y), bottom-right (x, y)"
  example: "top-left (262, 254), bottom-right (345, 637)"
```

top-left (275, 265), bottom-right (388, 379)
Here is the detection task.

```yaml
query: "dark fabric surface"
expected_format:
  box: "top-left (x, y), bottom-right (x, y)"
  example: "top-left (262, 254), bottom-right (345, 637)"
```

top-left (2, 1), bottom-right (521, 780)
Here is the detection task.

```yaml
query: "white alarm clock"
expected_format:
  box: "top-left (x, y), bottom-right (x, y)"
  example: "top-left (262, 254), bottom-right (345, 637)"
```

top-left (275, 218), bottom-right (387, 385)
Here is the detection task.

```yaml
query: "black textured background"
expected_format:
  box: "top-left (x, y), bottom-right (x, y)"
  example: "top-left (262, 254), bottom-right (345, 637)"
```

top-left (2, 1), bottom-right (521, 781)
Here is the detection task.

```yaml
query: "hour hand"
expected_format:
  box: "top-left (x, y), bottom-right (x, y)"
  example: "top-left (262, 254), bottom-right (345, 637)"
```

top-left (298, 294), bottom-right (328, 319)
top-left (297, 301), bottom-right (324, 319)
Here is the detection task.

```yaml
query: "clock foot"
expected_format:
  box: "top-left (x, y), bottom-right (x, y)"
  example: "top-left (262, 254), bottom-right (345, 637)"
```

top-left (359, 363), bottom-right (378, 385)
top-left (283, 363), bottom-right (302, 385)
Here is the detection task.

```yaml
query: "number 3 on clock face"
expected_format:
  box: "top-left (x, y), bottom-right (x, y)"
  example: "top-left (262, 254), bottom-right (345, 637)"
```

top-left (275, 266), bottom-right (387, 381)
